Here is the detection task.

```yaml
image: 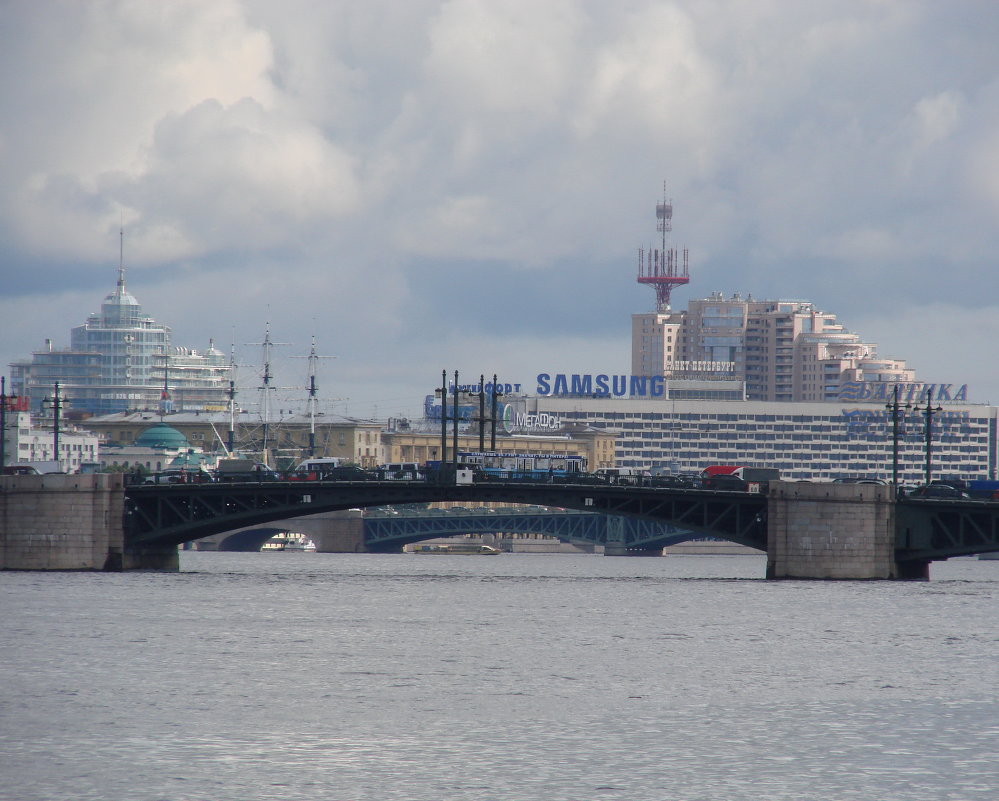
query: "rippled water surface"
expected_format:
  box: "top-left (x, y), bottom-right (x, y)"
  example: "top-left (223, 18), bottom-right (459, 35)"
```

top-left (2, 553), bottom-right (997, 800)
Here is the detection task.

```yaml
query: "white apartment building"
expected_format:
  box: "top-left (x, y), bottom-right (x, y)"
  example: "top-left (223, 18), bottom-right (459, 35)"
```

top-left (521, 394), bottom-right (996, 484)
top-left (10, 261), bottom-right (231, 416)
top-left (1, 410), bottom-right (100, 473)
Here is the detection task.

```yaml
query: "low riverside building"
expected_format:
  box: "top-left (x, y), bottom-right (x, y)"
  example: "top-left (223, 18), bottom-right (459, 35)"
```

top-left (97, 421), bottom-right (214, 474)
top-left (85, 408), bottom-right (615, 472)
top-left (82, 410), bottom-right (385, 469)
top-left (1, 396), bottom-right (99, 473)
top-left (520, 394), bottom-right (998, 484)
top-left (380, 419), bottom-right (616, 470)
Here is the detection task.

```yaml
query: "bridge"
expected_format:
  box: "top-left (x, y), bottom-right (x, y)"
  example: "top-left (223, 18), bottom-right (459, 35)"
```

top-left (4, 474), bottom-right (998, 577)
top-left (124, 479), bottom-right (768, 556)
top-left (122, 478), bottom-right (999, 575)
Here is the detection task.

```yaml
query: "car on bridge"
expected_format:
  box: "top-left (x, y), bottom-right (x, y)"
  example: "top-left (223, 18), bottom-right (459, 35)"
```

top-left (298, 465), bottom-right (380, 482)
top-left (700, 474), bottom-right (750, 492)
top-left (550, 471), bottom-right (608, 485)
top-left (908, 483), bottom-right (969, 499)
top-left (143, 469), bottom-right (215, 484)
top-left (214, 461), bottom-right (282, 482)
top-left (645, 474), bottom-right (699, 489)
top-left (593, 467), bottom-right (649, 486)
top-left (2, 465), bottom-right (42, 475)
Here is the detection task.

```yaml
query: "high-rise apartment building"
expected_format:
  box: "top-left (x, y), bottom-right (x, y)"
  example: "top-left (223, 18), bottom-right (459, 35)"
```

top-left (632, 292), bottom-right (915, 402)
top-left (629, 191), bottom-right (915, 403)
top-left (10, 253), bottom-right (231, 416)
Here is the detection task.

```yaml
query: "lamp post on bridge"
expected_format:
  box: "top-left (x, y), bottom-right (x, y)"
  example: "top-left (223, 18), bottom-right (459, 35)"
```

top-left (885, 385), bottom-right (910, 489)
top-left (1, 376), bottom-right (7, 469)
top-left (438, 370), bottom-right (503, 485)
top-left (42, 381), bottom-right (63, 471)
top-left (474, 373), bottom-right (503, 452)
top-left (914, 388), bottom-right (943, 485)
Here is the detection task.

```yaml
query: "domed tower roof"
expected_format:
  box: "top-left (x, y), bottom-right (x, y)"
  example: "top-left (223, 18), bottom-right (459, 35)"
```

top-left (134, 422), bottom-right (189, 450)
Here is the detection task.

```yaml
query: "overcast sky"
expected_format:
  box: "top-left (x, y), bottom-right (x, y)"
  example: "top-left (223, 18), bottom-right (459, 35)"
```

top-left (2, 0), bottom-right (998, 418)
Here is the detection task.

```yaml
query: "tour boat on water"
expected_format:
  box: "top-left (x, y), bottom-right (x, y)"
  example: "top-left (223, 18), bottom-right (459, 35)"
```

top-left (410, 543), bottom-right (501, 555)
top-left (261, 533), bottom-right (316, 552)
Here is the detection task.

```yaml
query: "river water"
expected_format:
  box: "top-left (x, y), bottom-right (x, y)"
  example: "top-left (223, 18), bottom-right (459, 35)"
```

top-left (1, 552), bottom-right (996, 801)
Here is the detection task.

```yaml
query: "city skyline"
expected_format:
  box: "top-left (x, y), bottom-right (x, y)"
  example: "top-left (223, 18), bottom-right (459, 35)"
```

top-left (2, 2), bottom-right (998, 417)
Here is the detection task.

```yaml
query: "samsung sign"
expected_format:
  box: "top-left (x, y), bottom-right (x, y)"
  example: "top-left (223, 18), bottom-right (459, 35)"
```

top-left (536, 373), bottom-right (667, 398)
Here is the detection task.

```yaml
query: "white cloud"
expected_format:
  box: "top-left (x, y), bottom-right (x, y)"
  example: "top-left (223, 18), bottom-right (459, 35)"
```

top-left (574, 4), bottom-right (721, 150)
top-left (3, 1), bottom-right (999, 418)
top-left (424, 0), bottom-right (582, 119)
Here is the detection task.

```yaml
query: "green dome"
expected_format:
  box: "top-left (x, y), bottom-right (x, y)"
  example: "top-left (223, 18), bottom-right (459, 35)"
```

top-left (134, 422), bottom-right (189, 450)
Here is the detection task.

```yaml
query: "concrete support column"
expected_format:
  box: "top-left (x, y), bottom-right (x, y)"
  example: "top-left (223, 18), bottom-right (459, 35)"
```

top-left (1, 473), bottom-right (130, 571)
top-left (311, 509), bottom-right (366, 553)
top-left (767, 481), bottom-right (900, 579)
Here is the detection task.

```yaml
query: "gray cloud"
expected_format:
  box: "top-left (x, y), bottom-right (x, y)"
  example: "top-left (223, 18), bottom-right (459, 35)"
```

top-left (2, 0), bottom-right (998, 416)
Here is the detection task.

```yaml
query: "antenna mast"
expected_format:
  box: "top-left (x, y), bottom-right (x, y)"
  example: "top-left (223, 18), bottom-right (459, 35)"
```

top-left (637, 182), bottom-right (690, 312)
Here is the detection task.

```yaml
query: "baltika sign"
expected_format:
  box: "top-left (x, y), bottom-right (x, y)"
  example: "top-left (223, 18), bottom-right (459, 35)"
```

top-left (838, 382), bottom-right (969, 403)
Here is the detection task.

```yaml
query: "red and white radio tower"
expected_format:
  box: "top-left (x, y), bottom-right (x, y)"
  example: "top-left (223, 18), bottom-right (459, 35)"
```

top-left (637, 184), bottom-right (689, 311)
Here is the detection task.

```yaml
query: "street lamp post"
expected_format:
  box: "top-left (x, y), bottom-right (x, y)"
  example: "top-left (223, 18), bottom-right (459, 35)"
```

top-left (490, 374), bottom-right (502, 451)
top-left (0, 376), bottom-right (7, 469)
top-left (885, 385), bottom-right (910, 488)
top-left (43, 381), bottom-right (63, 470)
top-left (915, 388), bottom-right (943, 485)
top-left (452, 370), bottom-right (459, 469)
top-left (478, 373), bottom-right (486, 453)
top-left (439, 369), bottom-right (448, 471)
top-left (438, 370), bottom-right (501, 484)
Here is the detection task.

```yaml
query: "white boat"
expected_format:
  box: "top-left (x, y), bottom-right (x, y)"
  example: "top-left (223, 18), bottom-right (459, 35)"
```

top-left (261, 533), bottom-right (316, 552)
top-left (410, 543), bottom-right (501, 555)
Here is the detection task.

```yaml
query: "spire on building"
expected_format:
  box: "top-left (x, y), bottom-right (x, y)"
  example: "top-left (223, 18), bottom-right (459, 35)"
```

top-left (117, 226), bottom-right (126, 295)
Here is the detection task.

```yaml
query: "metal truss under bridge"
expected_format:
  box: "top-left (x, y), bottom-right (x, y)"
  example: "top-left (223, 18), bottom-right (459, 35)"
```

top-left (896, 497), bottom-right (999, 560)
top-left (362, 507), bottom-right (700, 553)
top-left (125, 480), bottom-right (769, 552)
top-left (125, 480), bottom-right (999, 561)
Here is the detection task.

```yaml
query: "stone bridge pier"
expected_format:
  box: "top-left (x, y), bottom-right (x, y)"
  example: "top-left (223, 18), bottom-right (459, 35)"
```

top-left (0, 474), bottom-right (176, 571)
top-left (766, 481), bottom-right (917, 579)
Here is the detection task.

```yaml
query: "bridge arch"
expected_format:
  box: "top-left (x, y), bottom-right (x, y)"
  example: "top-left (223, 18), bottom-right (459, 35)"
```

top-left (214, 527), bottom-right (288, 552)
top-left (125, 481), bottom-right (769, 553)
